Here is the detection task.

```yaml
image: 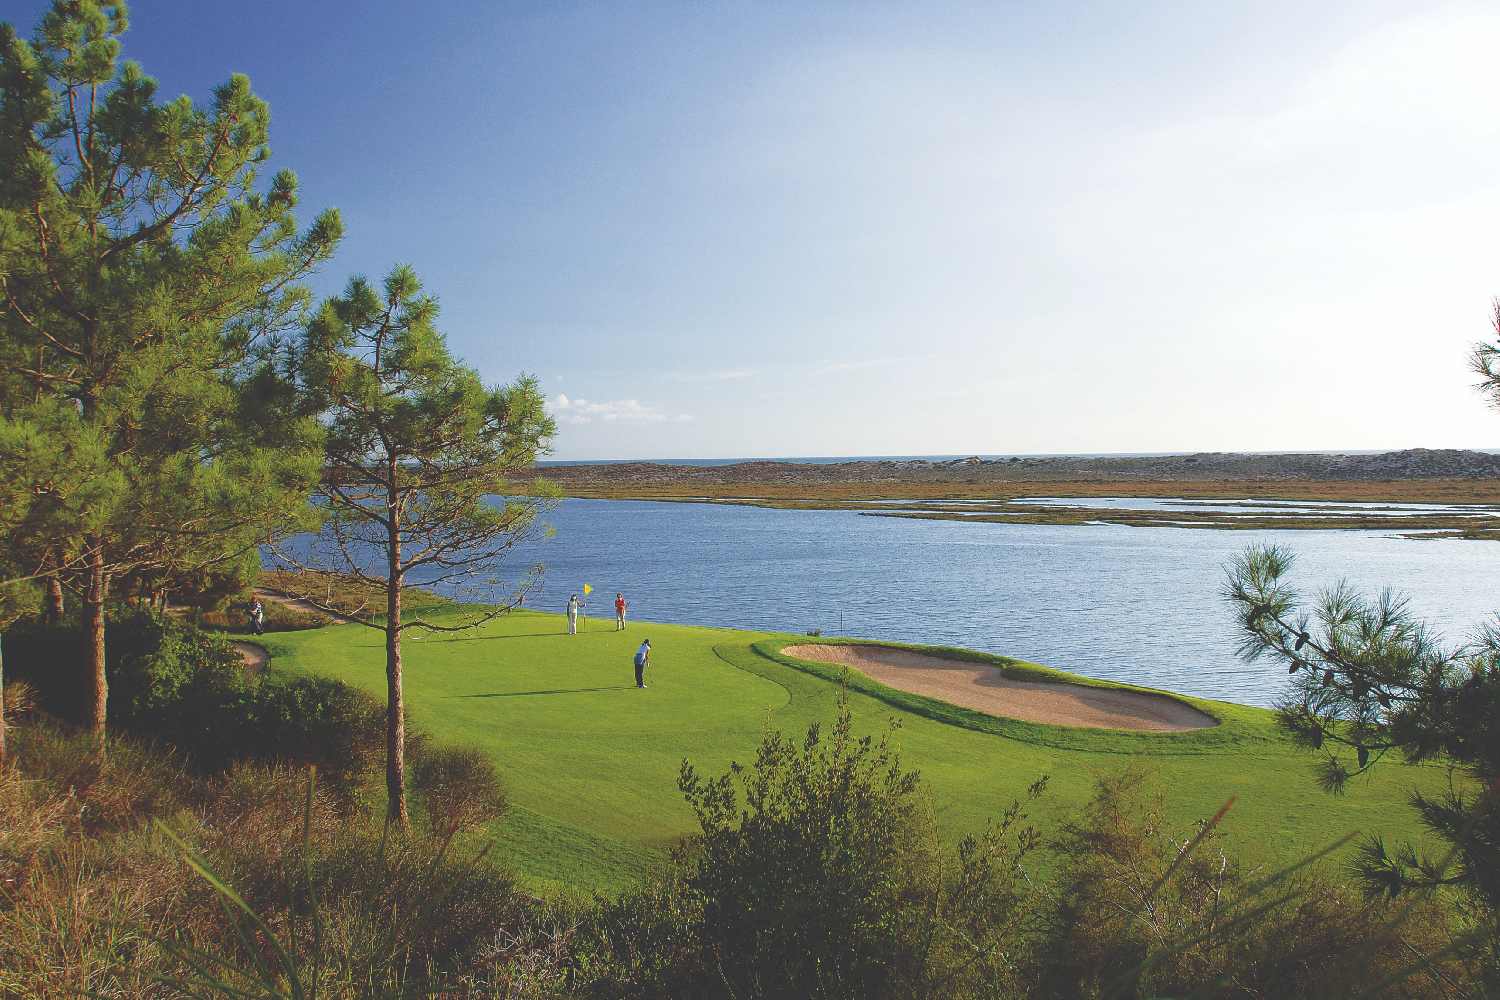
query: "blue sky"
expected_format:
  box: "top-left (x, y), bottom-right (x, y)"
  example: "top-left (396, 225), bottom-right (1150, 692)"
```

top-left (16, 1), bottom-right (1500, 458)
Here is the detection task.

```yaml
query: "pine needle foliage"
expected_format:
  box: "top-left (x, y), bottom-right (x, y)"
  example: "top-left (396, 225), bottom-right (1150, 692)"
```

top-left (0, 1), bottom-right (342, 746)
top-left (1224, 544), bottom-right (1500, 924)
top-left (276, 264), bottom-right (556, 825)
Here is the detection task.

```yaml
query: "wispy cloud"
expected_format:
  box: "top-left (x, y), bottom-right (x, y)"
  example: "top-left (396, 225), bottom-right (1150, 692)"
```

top-left (812, 355), bottom-right (923, 375)
top-left (548, 393), bottom-right (693, 426)
top-left (663, 368), bottom-right (758, 383)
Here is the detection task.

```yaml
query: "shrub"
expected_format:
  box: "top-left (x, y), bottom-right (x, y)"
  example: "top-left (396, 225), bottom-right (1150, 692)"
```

top-left (583, 869), bottom-right (703, 998)
top-left (102, 610), bottom-right (246, 724)
top-left (106, 612), bottom-right (260, 769)
top-left (303, 835), bottom-right (528, 982)
top-left (1036, 769), bottom-right (1467, 1000)
top-left (581, 696), bottom-right (1048, 1000)
top-left (7, 720), bottom-right (194, 836)
top-left (0, 721), bottom-right (540, 998)
top-left (678, 698), bottom-right (932, 998)
top-left (1, 609), bottom-right (251, 743)
top-left (2, 678), bottom-right (37, 720)
top-left (464, 905), bottom-right (582, 1000)
top-left (412, 745), bottom-right (509, 848)
top-left (248, 676), bottom-right (386, 793)
top-left (0, 830), bottom-right (197, 998)
top-left (191, 762), bottom-right (348, 902)
top-left (2, 611), bottom-right (389, 785)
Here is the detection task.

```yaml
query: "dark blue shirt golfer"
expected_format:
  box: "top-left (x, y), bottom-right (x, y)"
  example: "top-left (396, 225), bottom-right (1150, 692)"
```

top-left (634, 639), bottom-right (651, 689)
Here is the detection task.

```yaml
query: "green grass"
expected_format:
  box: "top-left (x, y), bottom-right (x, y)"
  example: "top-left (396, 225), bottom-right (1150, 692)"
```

top-left (266, 608), bottom-right (1457, 894)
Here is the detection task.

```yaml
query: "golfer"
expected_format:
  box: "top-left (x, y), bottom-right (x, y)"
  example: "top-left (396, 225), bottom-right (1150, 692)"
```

top-left (566, 593), bottom-right (583, 635)
top-left (634, 639), bottom-right (651, 689)
top-left (614, 592), bottom-right (627, 630)
top-left (249, 599), bottom-right (266, 636)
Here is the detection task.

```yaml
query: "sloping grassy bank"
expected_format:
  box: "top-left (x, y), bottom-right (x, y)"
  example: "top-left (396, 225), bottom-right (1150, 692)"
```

top-left (267, 607), bottom-right (1455, 893)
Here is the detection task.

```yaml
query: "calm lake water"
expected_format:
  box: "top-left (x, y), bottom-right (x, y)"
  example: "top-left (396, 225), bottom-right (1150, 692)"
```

top-left (410, 498), bottom-right (1490, 709)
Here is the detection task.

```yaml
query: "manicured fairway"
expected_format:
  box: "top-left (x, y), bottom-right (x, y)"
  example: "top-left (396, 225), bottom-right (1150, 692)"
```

top-left (267, 608), bottom-right (1455, 893)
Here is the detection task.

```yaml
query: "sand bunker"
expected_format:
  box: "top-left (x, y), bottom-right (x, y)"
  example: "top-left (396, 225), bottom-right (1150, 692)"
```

top-left (231, 640), bottom-right (268, 675)
top-left (782, 644), bottom-right (1217, 732)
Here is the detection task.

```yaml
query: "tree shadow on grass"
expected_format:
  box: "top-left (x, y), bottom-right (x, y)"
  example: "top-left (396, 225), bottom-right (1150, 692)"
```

top-left (418, 631), bottom-right (618, 644)
top-left (349, 631), bottom-right (601, 648)
top-left (462, 685), bottom-right (636, 698)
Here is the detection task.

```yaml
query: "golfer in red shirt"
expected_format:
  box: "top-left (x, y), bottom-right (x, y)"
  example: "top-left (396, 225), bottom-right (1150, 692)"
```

top-left (614, 592), bottom-right (628, 631)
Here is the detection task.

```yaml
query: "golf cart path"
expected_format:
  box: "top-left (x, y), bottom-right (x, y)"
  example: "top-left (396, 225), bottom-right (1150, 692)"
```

top-left (783, 644), bottom-right (1217, 732)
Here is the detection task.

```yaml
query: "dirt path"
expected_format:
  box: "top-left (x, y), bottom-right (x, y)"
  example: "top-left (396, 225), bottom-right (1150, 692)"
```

top-left (226, 589), bottom-right (370, 673)
top-left (231, 640), bottom-right (269, 674)
top-left (782, 644), bottom-right (1217, 732)
top-left (254, 589), bottom-right (365, 623)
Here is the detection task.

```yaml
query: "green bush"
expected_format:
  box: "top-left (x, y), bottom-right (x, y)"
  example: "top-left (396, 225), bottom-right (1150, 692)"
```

top-left (246, 675), bottom-right (387, 791)
top-left (1, 610), bottom-right (387, 783)
top-left (105, 610), bottom-right (255, 758)
top-left (674, 703), bottom-right (935, 999)
top-left (2, 609), bottom-right (249, 735)
top-left (580, 696), bottom-right (1048, 1000)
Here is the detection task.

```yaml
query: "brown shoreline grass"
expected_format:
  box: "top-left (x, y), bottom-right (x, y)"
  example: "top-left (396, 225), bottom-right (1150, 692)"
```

top-left (529, 478), bottom-right (1500, 536)
top-left (543, 477), bottom-right (1500, 505)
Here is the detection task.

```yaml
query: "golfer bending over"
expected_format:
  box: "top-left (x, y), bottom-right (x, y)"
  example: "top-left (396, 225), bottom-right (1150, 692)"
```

top-left (634, 639), bottom-right (651, 689)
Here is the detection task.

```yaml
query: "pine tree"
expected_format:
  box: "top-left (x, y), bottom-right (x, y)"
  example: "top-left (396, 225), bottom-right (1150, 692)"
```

top-left (1219, 297), bottom-right (1500, 966)
top-left (279, 265), bottom-right (555, 824)
top-left (0, 2), bottom-right (340, 746)
top-left (1225, 546), bottom-right (1499, 915)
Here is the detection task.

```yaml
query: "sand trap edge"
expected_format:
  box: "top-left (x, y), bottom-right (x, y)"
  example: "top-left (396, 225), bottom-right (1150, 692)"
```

top-left (780, 642), bottom-right (1219, 733)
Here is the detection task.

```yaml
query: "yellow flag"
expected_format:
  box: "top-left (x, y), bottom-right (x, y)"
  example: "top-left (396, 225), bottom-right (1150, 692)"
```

top-left (582, 583), bottom-right (593, 595)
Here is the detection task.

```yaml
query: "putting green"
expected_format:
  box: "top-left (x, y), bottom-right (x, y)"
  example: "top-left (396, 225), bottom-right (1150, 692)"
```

top-left (266, 608), bottom-right (1455, 893)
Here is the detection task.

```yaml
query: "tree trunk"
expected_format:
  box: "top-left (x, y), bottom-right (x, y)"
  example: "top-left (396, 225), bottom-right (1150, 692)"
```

top-left (385, 513), bottom-right (408, 827)
top-left (78, 387), bottom-right (108, 753)
top-left (85, 543), bottom-right (108, 752)
top-left (1, 633), bottom-right (7, 768)
top-left (45, 576), bottom-right (64, 624)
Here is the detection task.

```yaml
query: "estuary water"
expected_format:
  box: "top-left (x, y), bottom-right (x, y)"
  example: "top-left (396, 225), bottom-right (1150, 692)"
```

top-left (445, 498), bottom-right (1492, 709)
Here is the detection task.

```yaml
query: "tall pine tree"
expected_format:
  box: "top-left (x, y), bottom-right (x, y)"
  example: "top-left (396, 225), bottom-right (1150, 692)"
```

top-left (280, 265), bottom-right (555, 824)
top-left (0, 1), bottom-right (340, 746)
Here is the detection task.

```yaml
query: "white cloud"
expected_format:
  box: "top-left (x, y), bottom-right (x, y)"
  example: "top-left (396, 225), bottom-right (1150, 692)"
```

top-left (548, 393), bottom-right (693, 426)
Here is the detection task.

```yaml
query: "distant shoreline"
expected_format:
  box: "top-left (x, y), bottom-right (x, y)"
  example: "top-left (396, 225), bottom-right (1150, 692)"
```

top-left (526, 449), bottom-right (1500, 533)
top-left (538, 446), bottom-right (1500, 467)
top-left (531, 449), bottom-right (1500, 503)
